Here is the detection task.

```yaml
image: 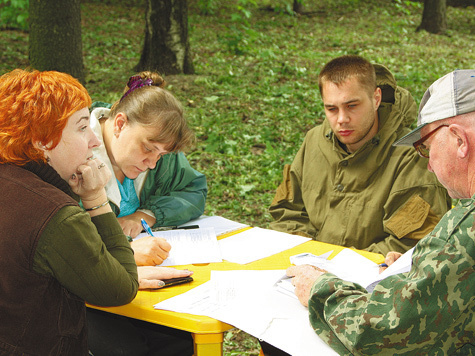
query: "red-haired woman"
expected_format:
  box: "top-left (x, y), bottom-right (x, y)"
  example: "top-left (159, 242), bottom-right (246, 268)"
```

top-left (0, 69), bottom-right (188, 355)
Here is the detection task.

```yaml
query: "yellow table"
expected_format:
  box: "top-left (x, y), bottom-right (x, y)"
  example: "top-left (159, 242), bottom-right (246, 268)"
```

top-left (88, 232), bottom-right (384, 356)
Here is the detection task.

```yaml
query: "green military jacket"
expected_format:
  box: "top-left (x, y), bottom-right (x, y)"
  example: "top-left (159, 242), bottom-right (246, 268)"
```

top-left (269, 65), bottom-right (451, 255)
top-left (308, 197), bottom-right (475, 355)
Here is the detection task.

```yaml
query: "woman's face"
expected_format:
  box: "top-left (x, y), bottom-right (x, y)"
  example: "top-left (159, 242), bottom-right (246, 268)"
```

top-left (109, 114), bottom-right (169, 180)
top-left (47, 107), bottom-right (100, 180)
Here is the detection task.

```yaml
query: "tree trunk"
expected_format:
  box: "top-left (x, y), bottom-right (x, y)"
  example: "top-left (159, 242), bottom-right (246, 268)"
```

top-left (135, 0), bottom-right (194, 75)
top-left (416, 0), bottom-right (447, 34)
top-left (29, 0), bottom-right (85, 83)
top-left (293, 0), bottom-right (304, 14)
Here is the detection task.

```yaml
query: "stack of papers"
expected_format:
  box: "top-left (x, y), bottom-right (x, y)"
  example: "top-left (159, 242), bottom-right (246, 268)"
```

top-left (275, 247), bottom-right (414, 296)
top-left (154, 247), bottom-right (414, 355)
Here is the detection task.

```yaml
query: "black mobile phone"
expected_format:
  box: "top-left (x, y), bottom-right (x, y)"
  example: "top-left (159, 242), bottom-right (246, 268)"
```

top-left (161, 276), bottom-right (193, 288)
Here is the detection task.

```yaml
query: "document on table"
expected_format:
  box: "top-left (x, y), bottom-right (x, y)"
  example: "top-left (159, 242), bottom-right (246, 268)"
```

top-left (275, 247), bottom-right (414, 296)
top-left (154, 269), bottom-right (338, 356)
top-left (218, 227), bottom-right (310, 264)
top-left (178, 215), bottom-right (249, 236)
top-left (134, 227), bottom-right (222, 266)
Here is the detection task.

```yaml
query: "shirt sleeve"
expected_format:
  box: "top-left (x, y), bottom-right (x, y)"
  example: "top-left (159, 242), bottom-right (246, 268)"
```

top-left (308, 234), bottom-right (474, 355)
top-left (139, 152), bottom-right (208, 227)
top-left (33, 206), bottom-right (138, 307)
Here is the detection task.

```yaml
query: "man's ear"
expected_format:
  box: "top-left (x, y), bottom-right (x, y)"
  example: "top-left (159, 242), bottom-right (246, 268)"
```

top-left (373, 87), bottom-right (382, 110)
top-left (113, 112), bottom-right (128, 136)
top-left (450, 125), bottom-right (469, 159)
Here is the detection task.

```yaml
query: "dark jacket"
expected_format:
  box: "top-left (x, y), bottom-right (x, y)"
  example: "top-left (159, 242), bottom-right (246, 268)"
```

top-left (0, 163), bottom-right (138, 356)
top-left (0, 163), bottom-right (87, 355)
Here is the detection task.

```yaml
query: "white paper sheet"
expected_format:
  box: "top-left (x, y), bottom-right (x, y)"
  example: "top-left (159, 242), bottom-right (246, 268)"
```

top-left (134, 227), bottom-right (222, 266)
top-left (154, 248), bottom-right (414, 355)
top-left (218, 227), bottom-right (310, 264)
top-left (178, 215), bottom-right (249, 236)
top-left (154, 269), bottom-right (338, 356)
top-left (276, 247), bottom-right (414, 296)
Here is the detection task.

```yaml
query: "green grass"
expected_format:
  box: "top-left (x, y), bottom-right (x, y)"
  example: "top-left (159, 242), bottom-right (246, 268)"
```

top-left (1, 0), bottom-right (474, 353)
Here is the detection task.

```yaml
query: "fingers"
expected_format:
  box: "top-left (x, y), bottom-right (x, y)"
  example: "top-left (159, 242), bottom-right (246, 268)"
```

top-left (385, 251), bottom-right (403, 266)
top-left (137, 266), bottom-right (193, 287)
top-left (138, 278), bottom-right (166, 290)
top-left (71, 158), bottom-right (111, 201)
top-left (156, 237), bottom-right (172, 252)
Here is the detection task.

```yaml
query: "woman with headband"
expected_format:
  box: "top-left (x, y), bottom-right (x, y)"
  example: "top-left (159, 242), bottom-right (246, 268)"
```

top-left (89, 72), bottom-right (207, 267)
top-left (87, 72), bottom-right (200, 355)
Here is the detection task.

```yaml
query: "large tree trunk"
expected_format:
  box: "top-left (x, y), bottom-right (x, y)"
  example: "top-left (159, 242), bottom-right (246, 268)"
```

top-left (135, 0), bottom-right (194, 75)
top-left (293, 0), bottom-right (304, 14)
top-left (416, 0), bottom-right (447, 34)
top-left (29, 0), bottom-right (85, 83)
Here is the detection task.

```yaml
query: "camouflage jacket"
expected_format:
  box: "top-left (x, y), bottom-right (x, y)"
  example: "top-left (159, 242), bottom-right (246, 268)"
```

top-left (308, 197), bottom-right (475, 355)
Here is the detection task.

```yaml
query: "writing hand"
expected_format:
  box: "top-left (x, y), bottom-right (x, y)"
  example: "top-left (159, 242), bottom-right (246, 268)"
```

top-left (286, 265), bottom-right (327, 307)
top-left (131, 236), bottom-right (172, 266)
top-left (379, 251), bottom-right (403, 273)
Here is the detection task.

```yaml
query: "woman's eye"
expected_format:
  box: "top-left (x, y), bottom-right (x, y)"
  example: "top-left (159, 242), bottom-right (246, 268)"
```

top-left (80, 126), bottom-right (88, 132)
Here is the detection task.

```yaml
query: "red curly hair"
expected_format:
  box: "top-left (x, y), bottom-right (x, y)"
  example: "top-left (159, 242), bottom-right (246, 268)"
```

top-left (0, 69), bottom-right (91, 164)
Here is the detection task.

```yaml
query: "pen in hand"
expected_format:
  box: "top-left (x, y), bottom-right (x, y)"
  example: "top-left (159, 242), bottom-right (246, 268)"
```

top-left (141, 219), bottom-right (155, 237)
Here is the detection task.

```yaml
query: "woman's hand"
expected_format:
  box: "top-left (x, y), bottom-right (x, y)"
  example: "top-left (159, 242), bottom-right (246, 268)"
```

top-left (69, 158), bottom-right (111, 204)
top-left (131, 236), bottom-right (172, 266)
top-left (138, 266), bottom-right (193, 289)
top-left (118, 212), bottom-right (157, 238)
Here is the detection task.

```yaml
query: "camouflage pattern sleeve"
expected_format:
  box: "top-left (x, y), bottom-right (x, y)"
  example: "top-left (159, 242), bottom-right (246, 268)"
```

top-left (307, 199), bottom-right (475, 355)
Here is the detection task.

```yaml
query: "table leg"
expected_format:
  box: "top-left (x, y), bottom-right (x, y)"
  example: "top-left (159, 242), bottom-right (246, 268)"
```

top-left (192, 332), bottom-right (224, 356)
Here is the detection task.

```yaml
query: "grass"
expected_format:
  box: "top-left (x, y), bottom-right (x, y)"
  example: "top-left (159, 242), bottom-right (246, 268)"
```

top-left (1, 0), bottom-right (474, 353)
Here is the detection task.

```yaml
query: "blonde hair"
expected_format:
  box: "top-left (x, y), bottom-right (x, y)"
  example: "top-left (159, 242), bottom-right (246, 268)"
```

top-left (0, 69), bottom-right (91, 164)
top-left (109, 71), bottom-right (194, 152)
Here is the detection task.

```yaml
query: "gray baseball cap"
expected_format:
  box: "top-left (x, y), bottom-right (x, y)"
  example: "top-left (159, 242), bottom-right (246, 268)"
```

top-left (394, 69), bottom-right (475, 146)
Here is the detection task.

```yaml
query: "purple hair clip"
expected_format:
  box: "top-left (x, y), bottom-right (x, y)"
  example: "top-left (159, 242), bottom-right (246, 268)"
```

top-left (120, 75), bottom-right (153, 102)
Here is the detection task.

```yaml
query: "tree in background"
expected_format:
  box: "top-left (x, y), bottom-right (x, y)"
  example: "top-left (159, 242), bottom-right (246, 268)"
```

top-left (135, 0), bottom-right (194, 75)
top-left (29, 0), bottom-right (85, 83)
top-left (293, 0), bottom-right (303, 14)
top-left (417, 0), bottom-right (447, 34)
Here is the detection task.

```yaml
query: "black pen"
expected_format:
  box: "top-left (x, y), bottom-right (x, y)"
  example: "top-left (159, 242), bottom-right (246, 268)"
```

top-left (152, 225), bottom-right (200, 232)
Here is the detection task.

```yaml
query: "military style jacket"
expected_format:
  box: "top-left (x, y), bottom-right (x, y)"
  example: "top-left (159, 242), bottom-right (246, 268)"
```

top-left (308, 197), bottom-right (475, 355)
top-left (90, 106), bottom-right (207, 228)
top-left (269, 65), bottom-right (451, 255)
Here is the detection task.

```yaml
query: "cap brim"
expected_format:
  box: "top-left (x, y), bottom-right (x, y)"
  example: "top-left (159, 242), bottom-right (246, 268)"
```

top-left (393, 123), bottom-right (427, 147)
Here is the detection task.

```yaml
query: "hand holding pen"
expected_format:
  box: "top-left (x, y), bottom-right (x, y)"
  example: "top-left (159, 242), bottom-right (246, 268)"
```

top-left (379, 251), bottom-right (403, 273)
top-left (129, 219), bottom-right (171, 266)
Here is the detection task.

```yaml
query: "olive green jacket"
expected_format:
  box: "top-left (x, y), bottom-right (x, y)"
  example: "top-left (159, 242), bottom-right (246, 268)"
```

top-left (269, 64), bottom-right (451, 255)
top-left (308, 197), bottom-right (475, 355)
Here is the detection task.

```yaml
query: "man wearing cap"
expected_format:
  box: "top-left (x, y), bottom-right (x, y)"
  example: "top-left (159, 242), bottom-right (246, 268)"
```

top-left (287, 69), bottom-right (475, 354)
top-left (269, 55), bottom-right (451, 255)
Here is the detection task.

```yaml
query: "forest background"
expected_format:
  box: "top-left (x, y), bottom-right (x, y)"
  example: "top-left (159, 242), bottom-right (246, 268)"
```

top-left (1, 0), bottom-right (474, 354)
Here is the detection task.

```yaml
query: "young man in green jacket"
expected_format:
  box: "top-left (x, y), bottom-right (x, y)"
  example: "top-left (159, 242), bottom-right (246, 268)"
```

top-left (269, 55), bottom-right (451, 255)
